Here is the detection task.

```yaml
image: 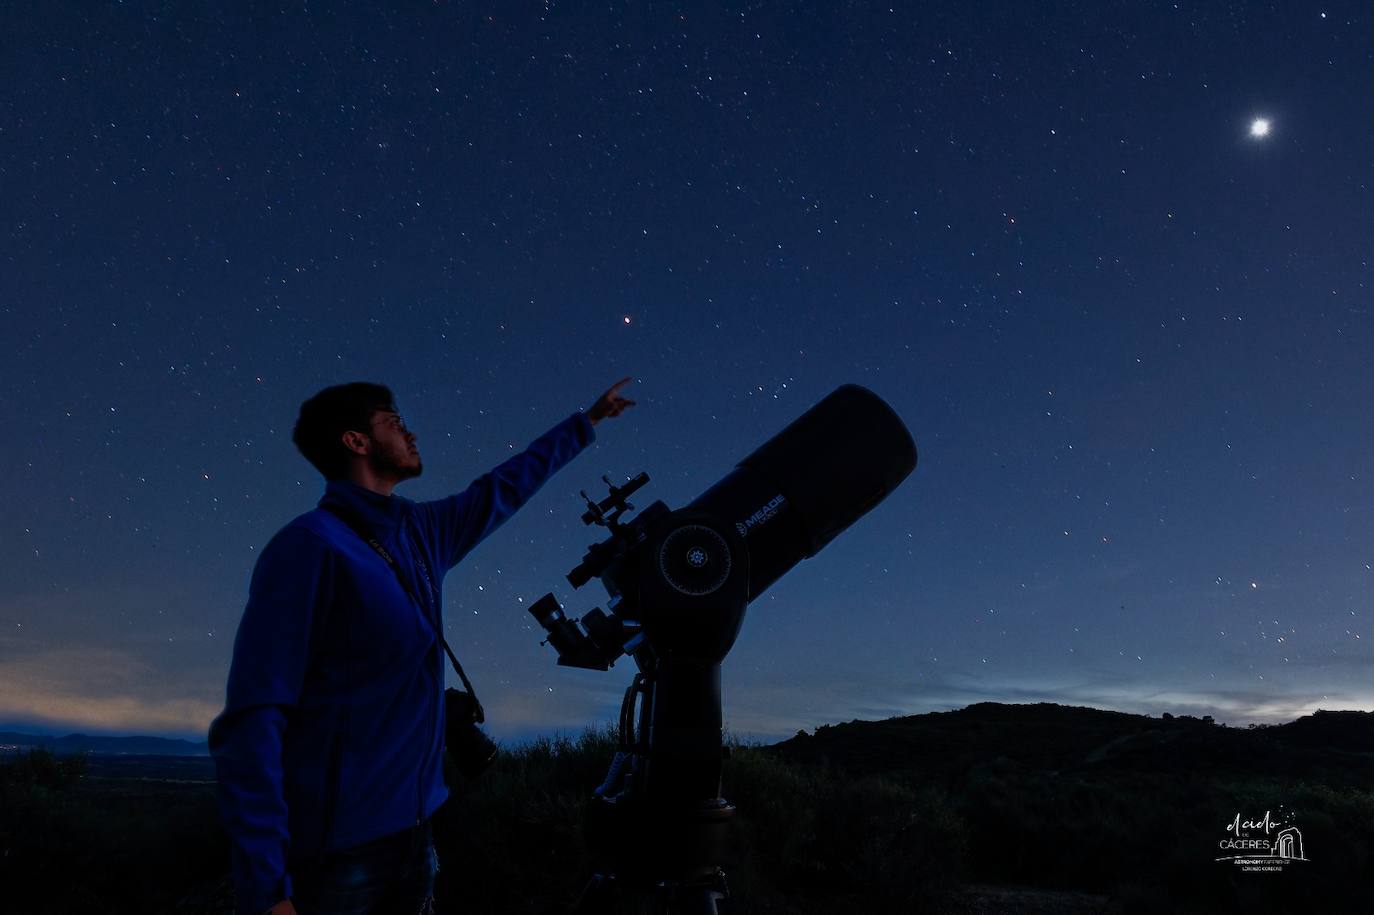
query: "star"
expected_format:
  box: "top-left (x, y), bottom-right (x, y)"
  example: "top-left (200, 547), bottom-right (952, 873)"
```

top-left (1249, 117), bottom-right (1272, 139)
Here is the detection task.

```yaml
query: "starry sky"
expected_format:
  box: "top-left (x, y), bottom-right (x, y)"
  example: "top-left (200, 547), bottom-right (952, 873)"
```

top-left (5, 2), bottom-right (1372, 743)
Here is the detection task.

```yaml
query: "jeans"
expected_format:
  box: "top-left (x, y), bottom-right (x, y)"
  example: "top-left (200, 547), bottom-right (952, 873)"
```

top-left (291, 819), bottom-right (439, 915)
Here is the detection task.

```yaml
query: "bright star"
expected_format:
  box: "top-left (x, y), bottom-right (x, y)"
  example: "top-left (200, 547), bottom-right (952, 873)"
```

top-left (1249, 117), bottom-right (1272, 138)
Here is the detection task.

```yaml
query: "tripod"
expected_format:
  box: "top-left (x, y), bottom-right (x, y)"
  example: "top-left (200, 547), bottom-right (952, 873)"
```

top-left (571, 644), bottom-right (742, 914)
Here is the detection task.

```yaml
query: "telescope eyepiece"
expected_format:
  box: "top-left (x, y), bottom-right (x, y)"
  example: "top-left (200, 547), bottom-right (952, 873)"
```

top-left (529, 592), bottom-right (566, 629)
top-left (527, 592), bottom-right (628, 670)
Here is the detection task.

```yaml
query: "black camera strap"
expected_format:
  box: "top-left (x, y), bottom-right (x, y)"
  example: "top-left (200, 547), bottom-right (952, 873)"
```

top-left (320, 503), bottom-right (483, 719)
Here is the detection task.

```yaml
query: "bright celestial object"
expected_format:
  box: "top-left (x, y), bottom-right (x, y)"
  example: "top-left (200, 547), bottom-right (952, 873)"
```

top-left (1249, 117), bottom-right (1272, 138)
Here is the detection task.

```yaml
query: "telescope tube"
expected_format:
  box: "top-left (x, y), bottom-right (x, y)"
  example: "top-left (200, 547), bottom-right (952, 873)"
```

top-left (685, 383), bottom-right (916, 601)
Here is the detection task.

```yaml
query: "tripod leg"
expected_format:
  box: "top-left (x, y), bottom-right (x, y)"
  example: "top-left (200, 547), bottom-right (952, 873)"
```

top-left (658, 871), bottom-right (728, 915)
top-left (571, 873), bottom-right (728, 915)
top-left (571, 873), bottom-right (614, 915)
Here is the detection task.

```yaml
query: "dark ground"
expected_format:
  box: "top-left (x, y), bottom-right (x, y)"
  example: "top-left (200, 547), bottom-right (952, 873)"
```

top-left (3, 703), bottom-right (1371, 914)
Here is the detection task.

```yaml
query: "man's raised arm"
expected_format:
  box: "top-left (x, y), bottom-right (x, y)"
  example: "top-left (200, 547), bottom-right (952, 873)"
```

top-left (423, 378), bottom-right (636, 570)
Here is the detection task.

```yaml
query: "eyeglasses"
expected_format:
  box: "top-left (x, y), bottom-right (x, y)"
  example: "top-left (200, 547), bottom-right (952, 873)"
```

top-left (374, 413), bottom-right (410, 434)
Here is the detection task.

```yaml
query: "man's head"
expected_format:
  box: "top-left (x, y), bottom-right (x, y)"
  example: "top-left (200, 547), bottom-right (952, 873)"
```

top-left (292, 382), bottom-right (423, 489)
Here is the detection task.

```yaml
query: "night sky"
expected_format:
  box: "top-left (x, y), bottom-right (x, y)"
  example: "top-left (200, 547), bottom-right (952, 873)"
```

top-left (5, 3), bottom-right (1371, 743)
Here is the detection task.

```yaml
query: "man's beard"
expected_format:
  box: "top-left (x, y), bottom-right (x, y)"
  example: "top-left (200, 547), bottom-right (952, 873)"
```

top-left (371, 446), bottom-right (422, 481)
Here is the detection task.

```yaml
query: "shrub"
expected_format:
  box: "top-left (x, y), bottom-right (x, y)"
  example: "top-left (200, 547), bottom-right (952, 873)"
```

top-left (0, 747), bottom-right (88, 789)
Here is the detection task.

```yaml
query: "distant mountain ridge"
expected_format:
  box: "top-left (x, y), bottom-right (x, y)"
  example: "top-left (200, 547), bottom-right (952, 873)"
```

top-left (768, 701), bottom-right (1374, 785)
top-left (0, 730), bottom-right (210, 756)
top-left (4, 702), bottom-right (1371, 764)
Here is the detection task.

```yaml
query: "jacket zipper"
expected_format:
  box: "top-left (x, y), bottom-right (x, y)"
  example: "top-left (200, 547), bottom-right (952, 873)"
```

top-left (417, 659), bottom-right (428, 825)
top-left (410, 521), bottom-right (433, 827)
top-left (404, 518), bottom-right (449, 829)
top-left (417, 578), bottom-right (442, 826)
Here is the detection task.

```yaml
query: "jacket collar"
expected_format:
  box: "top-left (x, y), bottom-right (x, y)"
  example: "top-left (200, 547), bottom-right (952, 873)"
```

top-left (318, 479), bottom-right (413, 539)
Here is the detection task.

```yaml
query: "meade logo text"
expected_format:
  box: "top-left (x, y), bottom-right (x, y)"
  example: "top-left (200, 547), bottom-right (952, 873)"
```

top-left (735, 494), bottom-right (787, 538)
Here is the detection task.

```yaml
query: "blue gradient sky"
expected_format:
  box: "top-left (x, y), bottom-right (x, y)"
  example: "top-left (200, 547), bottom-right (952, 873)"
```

top-left (5, 2), bottom-right (1371, 742)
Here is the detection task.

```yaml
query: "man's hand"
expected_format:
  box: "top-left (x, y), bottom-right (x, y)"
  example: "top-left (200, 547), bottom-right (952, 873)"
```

top-left (265, 900), bottom-right (296, 915)
top-left (587, 376), bottom-right (636, 426)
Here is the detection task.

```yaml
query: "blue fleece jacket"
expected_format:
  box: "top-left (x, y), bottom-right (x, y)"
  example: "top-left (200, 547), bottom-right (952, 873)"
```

top-left (208, 410), bottom-right (594, 915)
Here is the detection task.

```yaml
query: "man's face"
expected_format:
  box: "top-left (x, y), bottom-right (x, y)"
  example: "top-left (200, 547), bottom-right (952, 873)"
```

top-left (364, 408), bottom-right (422, 481)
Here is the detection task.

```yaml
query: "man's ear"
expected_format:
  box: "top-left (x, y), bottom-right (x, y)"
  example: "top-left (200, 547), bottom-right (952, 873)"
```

top-left (341, 430), bottom-right (370, 455)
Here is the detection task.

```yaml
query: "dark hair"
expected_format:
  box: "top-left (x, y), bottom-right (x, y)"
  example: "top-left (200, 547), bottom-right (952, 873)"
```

top-left (292, 382), bottom-right (397, 480)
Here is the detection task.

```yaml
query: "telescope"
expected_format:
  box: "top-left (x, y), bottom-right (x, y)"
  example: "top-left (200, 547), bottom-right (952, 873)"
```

top-left (527, 383), bottom-right (917, 914)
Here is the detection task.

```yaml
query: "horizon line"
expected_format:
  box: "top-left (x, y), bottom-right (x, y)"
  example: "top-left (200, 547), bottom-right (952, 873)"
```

top-left (5, 697), bottom-right (1368, 747)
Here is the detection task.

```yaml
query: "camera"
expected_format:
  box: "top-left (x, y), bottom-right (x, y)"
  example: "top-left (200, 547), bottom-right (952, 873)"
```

top-left (445, 686), bottom-right (498, 779)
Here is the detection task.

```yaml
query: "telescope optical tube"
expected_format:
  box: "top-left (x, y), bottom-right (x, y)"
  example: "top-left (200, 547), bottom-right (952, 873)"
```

top-left (685, 383), bottom-right (917, 601)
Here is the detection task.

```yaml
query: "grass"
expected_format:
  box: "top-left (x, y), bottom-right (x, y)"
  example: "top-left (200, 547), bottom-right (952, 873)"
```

top-left (2, 717), bottom-right (1371, 914)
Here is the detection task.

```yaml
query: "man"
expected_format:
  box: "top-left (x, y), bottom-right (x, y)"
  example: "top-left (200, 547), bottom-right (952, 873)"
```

top-left (209, 377), bottom-right (636, 915)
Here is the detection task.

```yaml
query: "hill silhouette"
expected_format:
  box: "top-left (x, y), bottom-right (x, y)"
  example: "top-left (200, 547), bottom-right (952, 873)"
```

top-left (2, 702), bottom-right (1371, 914)
top-left (0, 730), bottom-right (209, 756)
top-left (768, 701), bottom-right (1374, 785)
